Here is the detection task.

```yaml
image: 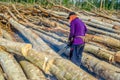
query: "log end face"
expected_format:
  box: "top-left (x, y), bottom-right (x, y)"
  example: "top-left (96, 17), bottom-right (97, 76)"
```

top-left (22, 44), bottom-right (32, 56)
top-left (112, 25), bottom-right (120, 30)
top-left (114, 51), bottom-right (120, 63)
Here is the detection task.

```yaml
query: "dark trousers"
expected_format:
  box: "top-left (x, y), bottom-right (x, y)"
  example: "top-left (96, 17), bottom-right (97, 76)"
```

top-left (70, 44), bottom-right (84, 66)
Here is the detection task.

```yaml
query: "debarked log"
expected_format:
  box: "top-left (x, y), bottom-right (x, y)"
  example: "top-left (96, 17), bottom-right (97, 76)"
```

top-left (34, 29), bottom-right (115, 62)
top-left (84, 21), bottom-right (120, 34)
top-left (26, 49), bottom-right (96, 80)
top-left (33, 31), bottom-right (120, 80)
top-left (87, 26), bottom-right (120, 40)
top-left (82, 53), bottom-right (120, 80)
top-left (84, 44), bottom-right (115, 62)
top-left (0, 49), bottom-right (27, 80)
top-left (86, 34), bottom-right (120, 50)
top-left (2, 29), bottom-right (15, 41)
top-left (20, 60), bottom-right (46, 80)
top-left (0, 38), bottom-right (32, 55)
top-left (0, 39), bottom-right (96, 80)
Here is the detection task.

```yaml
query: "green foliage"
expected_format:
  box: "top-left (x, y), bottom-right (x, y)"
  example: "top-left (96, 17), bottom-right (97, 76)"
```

top-left (0, 0), bottom-right (120, 10)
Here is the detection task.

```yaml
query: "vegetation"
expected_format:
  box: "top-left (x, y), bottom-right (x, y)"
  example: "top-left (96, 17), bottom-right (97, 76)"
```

top-left (0, 0), bottom-right (120, 11)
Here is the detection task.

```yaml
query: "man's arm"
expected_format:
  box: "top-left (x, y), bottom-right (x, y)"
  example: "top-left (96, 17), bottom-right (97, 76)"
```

top-left (68, 22), bottom-right (75, 43)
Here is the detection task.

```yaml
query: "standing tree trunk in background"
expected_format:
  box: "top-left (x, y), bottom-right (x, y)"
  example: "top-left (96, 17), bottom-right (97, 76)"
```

top-left (100, 0), bottom-right (103, 10)
top-left (60, 0), bottom-right (62, 5)
top-left (109, 0), bottom-right (115, 10)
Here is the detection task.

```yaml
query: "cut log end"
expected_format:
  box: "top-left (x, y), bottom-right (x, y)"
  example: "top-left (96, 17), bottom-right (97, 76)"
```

top-left (114, 51), bottom-right (120, 63)
top-left (22, 44), bottom-right (32, 56)
top-left (112, 25), bottom-right (120, 30)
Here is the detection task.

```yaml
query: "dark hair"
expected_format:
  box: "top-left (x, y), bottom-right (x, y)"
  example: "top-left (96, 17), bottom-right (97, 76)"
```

top-left (67, 12), bottom-right (76, 19)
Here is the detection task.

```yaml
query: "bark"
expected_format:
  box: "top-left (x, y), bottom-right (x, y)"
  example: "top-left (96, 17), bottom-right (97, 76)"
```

top-left (35, 30), bottom-right (115, 62)
top-left (35, 5), bottom-right (66, 20)
top-left (92, 11), bottom-right (120, 23)
top-left (32, 30), bottom-right (119, 80)
top-left (0, 38), bottom-right (96, 80)
top-left (2, 29), bottom-right (15, 41)
top-left (26, 49), bottom-right (96, 80)
top-left (87, 26), bottom-right (120, 40)
top-left (0, 38), bottom-right (32, 56)
top-left (0, 67), bottom-right (5, 80)
top-left (33, 28), bottom-right (67, 43)
top-left (51, 4), bottom-right (114, 28)
top-left (86, 34), bottom-right (120, 50)
top-left (85, 21), bottom-right (120, 34)
top-left (84, 44), bottom-right (115, 62)
top-left (33, 29), bottom-right (120, 80)
top-left (0, 49), bottom-right (27, 80)
top-left (82, 53), bottom-right (120, 80)
top-left (20, 60), bottom-right (46, 80)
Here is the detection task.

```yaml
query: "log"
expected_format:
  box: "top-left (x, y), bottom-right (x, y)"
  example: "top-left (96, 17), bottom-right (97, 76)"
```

top-left (20, 60), bottom-right (46, 80)
top-left (35, 30), bottom-right (115, 62)
top-left (0, 67), bottom-right (5, 80)
top-left (0, 38), bottom-right (96, 80)
top-left (92, 11), bottom-right (120, 23)
top-left (87, 26), bottom-right (120, 40)
top-left (26, 49), bottom-right (96, 80)
top-left (33, 28), bottom-right (67, 43)
top-left (36, 5), bottom-right (66, 20)
top-left (34, 31), bottom-right (119, 80)
top-left (0, 38), bottom-right (32, 56)
top-left (34, 30), bottom-right (120, 80)
top-left (82, 53), bottom-right (120, 80)
top-left (84, 21), bottom-right (120, 34)
top-left (0, 49), bottom-right (27, 80)
top-left (84, 44), bottom-right (115, 62)
top-left (86, 34), bottom-right (120, 50)
top-left (2, 29), bottom-right (15, 41)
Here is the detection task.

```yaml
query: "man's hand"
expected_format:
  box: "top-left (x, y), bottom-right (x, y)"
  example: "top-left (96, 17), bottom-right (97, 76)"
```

top-left (67, 38), bottom-right (73, 46)
top-left (67, 41), bottom-right (72, 46)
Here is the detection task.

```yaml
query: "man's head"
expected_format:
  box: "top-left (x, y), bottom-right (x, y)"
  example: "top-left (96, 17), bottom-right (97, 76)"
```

top-left (67, 12), bottom-right (76, 19)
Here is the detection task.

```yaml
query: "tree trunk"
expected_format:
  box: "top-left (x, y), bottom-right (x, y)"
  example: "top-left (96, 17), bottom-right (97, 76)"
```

top-left (82, 53), bottom-right (120, 80)
top-left (0, 38), bottom-right (96, 80)
top-left (20, 60), bottom-right (46, 80)
top-left (87, 26), bottom-right (120, 40)
top-left (84, 21), bottom-right (120, 34)
top-left (84, 44), bottom-right (115, 62)
top-left (86, 34), bottom-right (120, 50)
top-left (2, 29), bottom-right (15, 41)
top-left (0, 49), bottom-right (27, 80)
top-left (34, 30), bottom-right (115, 62)
top-left (26, 49), bottom-right (96, 80)
top-left (0, 38), bottom-right (32, 56)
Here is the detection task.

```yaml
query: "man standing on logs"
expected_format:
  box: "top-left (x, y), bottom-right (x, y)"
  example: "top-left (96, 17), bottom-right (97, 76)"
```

top-left (67, 12), bottom-right (87, 66)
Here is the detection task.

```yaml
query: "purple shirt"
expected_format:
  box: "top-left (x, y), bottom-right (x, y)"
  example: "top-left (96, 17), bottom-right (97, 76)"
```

top-left (69, 18), bottom-right (87, 45)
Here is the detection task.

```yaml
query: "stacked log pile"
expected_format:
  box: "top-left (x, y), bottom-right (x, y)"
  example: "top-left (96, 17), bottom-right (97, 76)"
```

top-left (0, 2), bottom-right (120, 80)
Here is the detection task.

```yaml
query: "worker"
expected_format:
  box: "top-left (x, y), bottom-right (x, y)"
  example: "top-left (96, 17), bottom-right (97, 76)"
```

top-left (67, 12), bottom-right (87, 67)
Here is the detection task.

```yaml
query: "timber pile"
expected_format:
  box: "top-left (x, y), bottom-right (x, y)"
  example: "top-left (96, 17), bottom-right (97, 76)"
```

top-left (0, 2), bottom-right (120, 80)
